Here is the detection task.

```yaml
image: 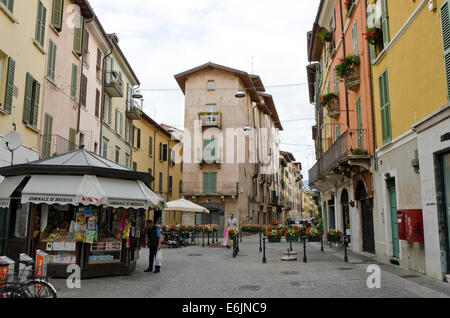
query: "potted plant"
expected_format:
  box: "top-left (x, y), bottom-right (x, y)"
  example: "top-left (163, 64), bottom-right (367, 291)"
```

top-left (266, 228), bottom-right (283, 243)
top-left (319, 93), bottom-right (339, 114)
top-left (364, 27), bottom-right (383, 45)
top-left (318, 29), bottom-right (333, 43)
top-left (351, 148), bottom-right (368, 155)
top-left (326, 229), bottom-right (342, 242)
top-left (285, 225), bottom-right (303, 242)
top-left (306, 226), bottom-right (323, 242)
top-left (228, 226), bottom-right (239, 238)
top-left (335, 55), bottom-right (360, 80)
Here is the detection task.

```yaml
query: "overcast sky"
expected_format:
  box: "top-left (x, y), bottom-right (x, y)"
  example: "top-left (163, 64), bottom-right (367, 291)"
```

top-left (89, 0), bottom-right (320, 176)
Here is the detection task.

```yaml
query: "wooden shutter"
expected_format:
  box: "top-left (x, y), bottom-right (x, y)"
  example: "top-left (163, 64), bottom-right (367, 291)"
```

top-left (47, 41), bottom-right (56, 80)
top-left (23, 73), bottom-right (33, 124)
top-left (51, 0), bottom-right (63, 31)
top-left (115, 108), bottom-right (118, 131)
top-left (440, 1), bottom-right (450, 100)
top-left (80, 74), bottom-right (87, 106)
top-left (149, 137), bottom-right (153, 156)
top-left (379, 70), bottom-right (392, 144)
top-left (210, 173), bottom-right (217, 194)
top-left (136, 128), bottom-right (141, 148)
top-left (73, 15), bottom-right (84, 55)
top-left (35, 1), bottom-right (46, 47)
top-left (203, 173), bottom-right (209, 194)
top-left (2, 0), bottom-right (14, 13)
top-left (332, 9), bottom-right (336, 31)
top-left (32, 81), bottom-right (40, 127)
top-left (381, 0), bottom-right (390, 48)
top-left (70, 64), bottom-right (78, 99)
top-left (4, 57), bottom-right (15, 114)
top-left (69, 128), bottom-right (76, 151)
top-left (83, 29), bottom-right (89, 57)
top-left (356, 97), bottom-right (363, 149)
top-left (95, 89), bottom-right (100, 118)
top-left (159, 172), bottom-right (163, 192)
top-left (42, 113), bottom-right (53, 158)
top-left (352, 22), bottom-right (358, 55)
top-left (159, 143), bottom-right (163, 161)
top-left (334, 70), bottom-right (338, 93)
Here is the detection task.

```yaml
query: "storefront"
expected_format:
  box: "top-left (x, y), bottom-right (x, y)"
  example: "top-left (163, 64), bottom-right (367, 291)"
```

top-left (0, 148), bottom-right (164, 278)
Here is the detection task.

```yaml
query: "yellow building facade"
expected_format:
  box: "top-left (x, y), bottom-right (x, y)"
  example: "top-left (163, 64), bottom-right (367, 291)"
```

top-left (132, 112), bottom-right (183, 224)
top-left (0, 0), bottom-right (51, 169)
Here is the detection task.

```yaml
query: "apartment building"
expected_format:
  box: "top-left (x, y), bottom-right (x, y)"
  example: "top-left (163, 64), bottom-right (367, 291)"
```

top-left (175, 62), bottom-right (283, 235)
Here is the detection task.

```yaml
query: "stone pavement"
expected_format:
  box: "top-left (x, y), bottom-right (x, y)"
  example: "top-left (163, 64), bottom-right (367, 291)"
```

top-left (51, 235), bottom-right (450, 298)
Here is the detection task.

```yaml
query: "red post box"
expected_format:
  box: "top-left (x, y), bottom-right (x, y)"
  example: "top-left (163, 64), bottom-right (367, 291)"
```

top-left (404, 209), bottom-right (424, 243)
top-left (397, 210), bottom-right (406, 241)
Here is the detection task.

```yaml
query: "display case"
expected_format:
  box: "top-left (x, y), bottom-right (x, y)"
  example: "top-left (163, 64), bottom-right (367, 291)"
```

top-left (88, 239), bottom-right (122, 264)
top-left (42, 241), bottom-right (77, 265)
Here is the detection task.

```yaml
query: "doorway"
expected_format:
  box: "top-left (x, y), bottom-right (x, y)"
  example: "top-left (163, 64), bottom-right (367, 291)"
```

top-left (341, 189), bottom-right (350, 234)
top-left (439, 152), bottom-right (450, 274)
top-left (388, 179), bottom-right (399, 258)
top-left (357, 181), bottom-right (375, 254)
top-left (328, 197), bottom-right (335, 229)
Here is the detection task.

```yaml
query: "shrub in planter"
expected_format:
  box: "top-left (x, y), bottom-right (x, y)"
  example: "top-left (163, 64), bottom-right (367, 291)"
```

top-left (326, 229), bottom-right (342, 242)
top-left (318, 29), bottom-right (333, 42)
top-left (364, 27), bottom-right (383, 45)
top-left (306, 226), bottom-right (323, 242)
top-left (319, 93), bottom-right (339, 111)
top-left (336, 55), bottom-right (360, 80)
top-left (266, 229), bottom-right (283, 243)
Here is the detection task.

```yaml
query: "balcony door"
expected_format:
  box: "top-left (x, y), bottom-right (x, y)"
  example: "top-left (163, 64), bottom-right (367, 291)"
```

top-left (203, 172), bottom-right (217, 194)
top-left (206, 104), bottom-right (217, 126)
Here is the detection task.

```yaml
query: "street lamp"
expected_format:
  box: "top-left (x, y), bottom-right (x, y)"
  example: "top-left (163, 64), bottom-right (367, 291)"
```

top-left (235, 89), bottom-right (246, 99)
top-left (132, 88), bottom-right (143, 100)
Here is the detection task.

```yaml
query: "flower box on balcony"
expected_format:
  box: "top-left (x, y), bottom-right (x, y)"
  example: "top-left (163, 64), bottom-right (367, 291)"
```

top-left (345, 65), bottom-right (361, 91)
top-left (318, 29), bottom-right (333, 43)
top-left (126, 106), bottom-right (141, 121)
top-left (320, 93), bottom-right (340, 119)
top-left (345, 0), bottom-right (356, 19)
top-left (336, 55), bottom-right (361, 92)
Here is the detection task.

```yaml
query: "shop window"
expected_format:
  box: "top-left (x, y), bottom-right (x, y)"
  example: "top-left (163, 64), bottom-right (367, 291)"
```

top-left (14, 203), bottom-right (29, 239)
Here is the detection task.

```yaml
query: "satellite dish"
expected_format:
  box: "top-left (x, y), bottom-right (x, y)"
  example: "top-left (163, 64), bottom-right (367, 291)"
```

top-left (3, 131), bottom-right (22, 151)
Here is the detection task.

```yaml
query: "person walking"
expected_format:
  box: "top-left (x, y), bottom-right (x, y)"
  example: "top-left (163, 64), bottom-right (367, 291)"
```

top-left (145, 219), bottom-right (162, 273)
top-left (225, 213), bottom-right (238, 249)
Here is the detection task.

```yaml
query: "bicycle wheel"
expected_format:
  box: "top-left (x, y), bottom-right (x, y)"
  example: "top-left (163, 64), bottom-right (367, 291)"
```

top-left (22, 280), bottom-right (57, 298)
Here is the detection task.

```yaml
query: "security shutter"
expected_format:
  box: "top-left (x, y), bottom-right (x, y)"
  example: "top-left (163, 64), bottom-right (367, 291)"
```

top-left (379, 70), bottom-right (392, 144)
top-left (440, 1), bottom-right (450, 100)
top-left (4, 57), bottom-right (15, 114)
top-left (23, 73), bottom-right (33, 124)
top-left (51, 0), bottom-right (63, 31)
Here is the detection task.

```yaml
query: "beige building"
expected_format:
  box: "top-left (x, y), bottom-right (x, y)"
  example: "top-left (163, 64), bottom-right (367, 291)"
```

top-left (0, 0), bottom-right (52, 170)
top-left (175, 62), bottom-right (283, 234)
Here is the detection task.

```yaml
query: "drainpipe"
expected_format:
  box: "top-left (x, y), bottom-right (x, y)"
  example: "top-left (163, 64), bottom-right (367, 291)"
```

top-left (338, 0), bottom-right (350, 128)
top-left (98, 45), bottom-right (113, 157)
top-left (129, 85), bottom-right (140, 168)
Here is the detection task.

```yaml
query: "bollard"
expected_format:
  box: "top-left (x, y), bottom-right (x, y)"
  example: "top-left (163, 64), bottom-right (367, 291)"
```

top-left (262, 238), bottom-right (267, 264)
top-left (321, 235), bottom-right (324, 252)
top-left (302, 236), bottom-right (307, 263)
top-left (259, 232), bottom-right (262, 253)
top-left (207, 232), bottom-right (210, 246)
top-left (202, 231), bottom-right (205, 247)
top-left (216, 230), bottom-right (218, 243)
top-left (289, 241), bottom-right (293, 252)
top-left (240, 231), bottom-right (243, 243)
top-left (344, 235), bottom-right (349, 263)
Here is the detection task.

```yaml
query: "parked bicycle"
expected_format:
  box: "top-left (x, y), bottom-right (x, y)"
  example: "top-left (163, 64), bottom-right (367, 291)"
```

top-left (0, 260), bottom-right (57, 298)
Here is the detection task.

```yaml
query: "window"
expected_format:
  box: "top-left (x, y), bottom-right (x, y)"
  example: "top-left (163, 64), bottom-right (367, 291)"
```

top-left (47, 40), bottom-right (56, 81)
top-left (69, 128), bottom-right (76, 151)
top-left (159, 172), bottom-right (163, 193)
top-left (170, 150), bottom-right (176, 166)
top-left (115, 147), bottom-right (120, 163)
top-left (73, 15), bottom-right (84, 55)
top-left (83, 30), bottom-right (90, 66)
top-left (203, 172), bottom-right (217, 194)
top-left (208, 80), bottom-right (215, 91)
top-left (80, 74), bottom-right (87, 107)
top-left (136, 128), bottom-right (141, 149)
top-left (102, 138), bottom-right (108, 158)
top-left (70, 64), bottom-right (78, 99)
top-left (79, 132), bottom-right (85, 147)
top-left (203, 138), bottom-right (217, 161)
top-left (115, 108), bottom-right (118, 132)
top-left (163, 144), bottom-right (168, 161)
top-left (95, 89), bottom-right (100, 118)
top-left (119, 112), bottom-right (123, 136)
top-left (168, 176), bottom-right (173, 194)
top-left (149, 136), bottom-right (153, 156)
top-left (1, 0), bottom-right (14, 14)
top-left (379, 70), bottom-right (392, 144)
top-left (23, 73), bottom-right (40, 128)
top-left (440, 1), bottom-right (450, 100)
top-left (179, 181), bottom-right (183, 194)
top-left (3, 56), bottom-right (15, 114)
top-left (35, 1), bottom-right (46, 47)
top-left (206, 104), bottom-right (217, 113)
top-left (133, 162), bottom-right (137, 171)
top-left (352, 22), bottom-right (358, 55)
top-left (51, 0), bottom-right (64, 31)
top-left (96, 48), bottom-right (102, 80)
top-left (125, 153), bottom-right (129, 167)
top-left (370, 0), bottom-right (389, 62)
top-left (160, 143), bottom-right (167, 161)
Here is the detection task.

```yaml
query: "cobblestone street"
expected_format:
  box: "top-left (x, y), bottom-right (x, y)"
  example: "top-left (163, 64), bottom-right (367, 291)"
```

top-left (52, 235), bottom-right (450, 298)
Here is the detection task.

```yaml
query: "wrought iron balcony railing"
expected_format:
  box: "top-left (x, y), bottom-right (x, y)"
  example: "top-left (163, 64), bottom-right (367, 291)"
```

top-left (104, 71), bottom-right (124, 97)
top-left (199, 113), bottom-right (222, 128)
top-left (182, 182), bottom-right (239, 196)
top-left (309, 129), bottom-right (369, 183)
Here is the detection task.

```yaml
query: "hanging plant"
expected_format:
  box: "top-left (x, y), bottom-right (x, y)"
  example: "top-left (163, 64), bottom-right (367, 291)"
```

top-left (364, 27), bottom-right (383, 45)
top-left (335, 55), bottom-right (360, 80)
top-left (319, 93), bottom-right (339, 110)
top-left (318, 29), bottom-right (333, 43)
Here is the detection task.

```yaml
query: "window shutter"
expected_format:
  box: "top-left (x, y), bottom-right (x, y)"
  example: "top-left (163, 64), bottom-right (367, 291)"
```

top-left (159, 143), bottom-right (163, 161)
top-left (334, 70), bottom-right (338, 93)
top-left (379, 71), bottom-right (392, 144)
top-left (73, 15), bottom-right (84, 55)
top-left (83, 29), bottom-right (89, 57)
top-left (95, 89), bottom-right (100, 118)
top-left (126, 83), bottom-right (130, 110)
top-left (356, 97), bottom-right (363, 149)
top-left (369, 44), bottom-right (377, 64)
top-left (149, 137), bottom-right (153, 156)
top-left (51, 0), bottom-right (63, 31)
top-left (47, 41), bottom-right (56, 80)
top-left (203, 173), bottom-right (209, 194)
top-left (440, 1), bottom-right (450, 100)
top-left (210, 173), bottom-right (217, 194)
top-left (137, 129), bottom-right (141, 148)
top-left (69, 128), bottom-right (76, 151)
top-left (115, 108), bottom-right (118, 131)
top-left (23, 73), bottom-right (33, 124)
top-left (381, 0), bottom-right (390, 48)
top-left (352, 22), bottom-right (358, 55)
top-left (43, 113), bottom-right (53, 158)
top-left (2, 0), bottom-right (14, 13)
top-left (80, 74), bottom-right (87, 106)
top-left (32, 81), bottom-right (40, 127)
top-left (70, 64), bottom-right (78, 99)
top-left (35, 1), bottom-right (46, 47)
top-left (4, 57), bottom-right (15, 114)
top-left (163, 144), bottom-right (168, 161)
top-left (332, 9), bottom-right (336, 31)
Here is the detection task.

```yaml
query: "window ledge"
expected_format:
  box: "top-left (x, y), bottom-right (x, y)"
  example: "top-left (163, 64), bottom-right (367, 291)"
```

top-left (0, 107), bottom-right (10, 115)
top-left (0, 3), bottom-right (18, 23)
top-left (33, 40), bottom-right (46, 55)
top-left (72, 51), bottom-right (81, 60)
top-left (46, 76), bottom-right (57, 87)
top-left (25, 123), bottom-right (40, 134)
top-left (49, 24), bottom-right (61, 36)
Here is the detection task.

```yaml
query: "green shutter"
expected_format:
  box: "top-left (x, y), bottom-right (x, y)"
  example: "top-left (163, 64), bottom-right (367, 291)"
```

top-left (73, 15), bottom-right (84, 55)
top-left (381, 0), bottom-right (390, 48)
top-left (70, 64), bottom-right (77, 99)
top-left (51, 0), bottom-right (63, 31)
top-left (1, 0), bottom-right (14, 13)
top-left (126, 83), bottom-right (130, 110)
top-left (32, 81), bottom-right (40, 127)
top-left (369, 44), bottom-right (377, 64)
top-left (352, 22), bottom-right (358, 55)
top-left (4, 57), bottom-right (15, 114)
top-left (23, 73), bottom-right (33, 124)
top-left (210, 172), bottom-right (217, 194)
top-left (42, 113), bottom-right (53, 158)
top-left (332, 9), bottom-right (336, 31)
top-left (356, 97), bottom-right (363, 149)
top-left (336, 125), bottom-right (341, 155)
top-left (35, 1), bottom-right (46, 47)
top-left (69, 128), bottom-right (76, 151)
top-left (47, 41), bottom-right (56, 80)
top-left (334, 70), bottom-right (338, 93)
top-left (379, 70), bottom-right (392, 144)
top-left (440, 1), bottom-right (450, 100)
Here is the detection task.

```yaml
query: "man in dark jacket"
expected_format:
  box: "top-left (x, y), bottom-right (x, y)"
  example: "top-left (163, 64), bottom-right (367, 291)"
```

top-left (145, 220), bottom-right (162, 273)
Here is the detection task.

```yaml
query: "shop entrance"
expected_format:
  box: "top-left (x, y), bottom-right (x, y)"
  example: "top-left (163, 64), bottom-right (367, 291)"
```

top-left (4, 200), bottom-right (30, 261)
top-left (388, 179), bottom-right (399, 258)
top-left (341, 189), bottom-right (350, 234)
top-left (328, 197), bottom-right (335, 229)
top-left (198, 203), bottom-right (225, 237)
top-left (357, 181), bottom-right (375, 254)
top-left (439, 152), bottom-right (450, 274)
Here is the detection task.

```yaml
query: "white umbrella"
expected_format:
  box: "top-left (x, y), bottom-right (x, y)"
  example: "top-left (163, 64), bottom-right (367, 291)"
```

top-left (163, 198), bottom-right (209, 214)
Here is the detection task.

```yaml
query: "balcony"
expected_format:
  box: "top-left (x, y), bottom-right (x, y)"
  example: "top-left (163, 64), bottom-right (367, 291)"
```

top-left (104, 71), bottom-right (124, 97)
top-left (182, 182), bottom-right (239, 197)
top-left (126, 105), bottom-right (141, 121)
top-left (326, 95), bottom-right (340, 119)
top-left (309, 129), bottom-right (371, 189)
top-left (345, 65), bottom-right (361, 91)
top-left (40, 134), bottom-right (79, 159)
top-left (199, 113), bottom-right (222, 128)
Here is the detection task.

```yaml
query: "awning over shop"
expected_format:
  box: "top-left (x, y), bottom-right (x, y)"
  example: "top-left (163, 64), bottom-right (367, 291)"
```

top-left (97, 177), bottom-right (152, 210)
top-left (163, 198), bottom-right (209, 214)
top-left (0, 176), bottom-right (27, 208)
top-left (21, 175), bottom-right (106, 207)
top-left (137, 180), bottom-right (166, 210)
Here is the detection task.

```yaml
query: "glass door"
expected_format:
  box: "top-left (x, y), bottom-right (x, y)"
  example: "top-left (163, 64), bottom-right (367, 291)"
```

top-left (441, 153), bottom-right (450, 273)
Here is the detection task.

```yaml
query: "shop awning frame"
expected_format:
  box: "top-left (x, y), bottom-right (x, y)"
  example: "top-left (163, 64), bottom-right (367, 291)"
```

top-left (0, 176), bottom-right (27, 208)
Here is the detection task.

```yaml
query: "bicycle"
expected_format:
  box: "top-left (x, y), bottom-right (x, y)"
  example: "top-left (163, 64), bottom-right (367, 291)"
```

top-left (232, 236), bottom-right (239, 258)
top-left (0, 260), bottom-right (57, 298)
top-left (328, 237), bottom-right (345, 249)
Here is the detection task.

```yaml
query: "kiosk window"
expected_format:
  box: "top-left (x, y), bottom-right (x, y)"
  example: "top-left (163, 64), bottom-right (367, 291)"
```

top-left (14, 203), bottom-right (29, 239)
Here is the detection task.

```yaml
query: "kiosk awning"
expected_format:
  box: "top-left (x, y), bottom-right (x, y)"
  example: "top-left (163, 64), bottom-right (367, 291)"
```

top-left (137, 180), bottom-right (166, 209)
top-left (0, 176), bottom-right (27, 208)
top-left (97, 177), bottom-right (151, 210)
